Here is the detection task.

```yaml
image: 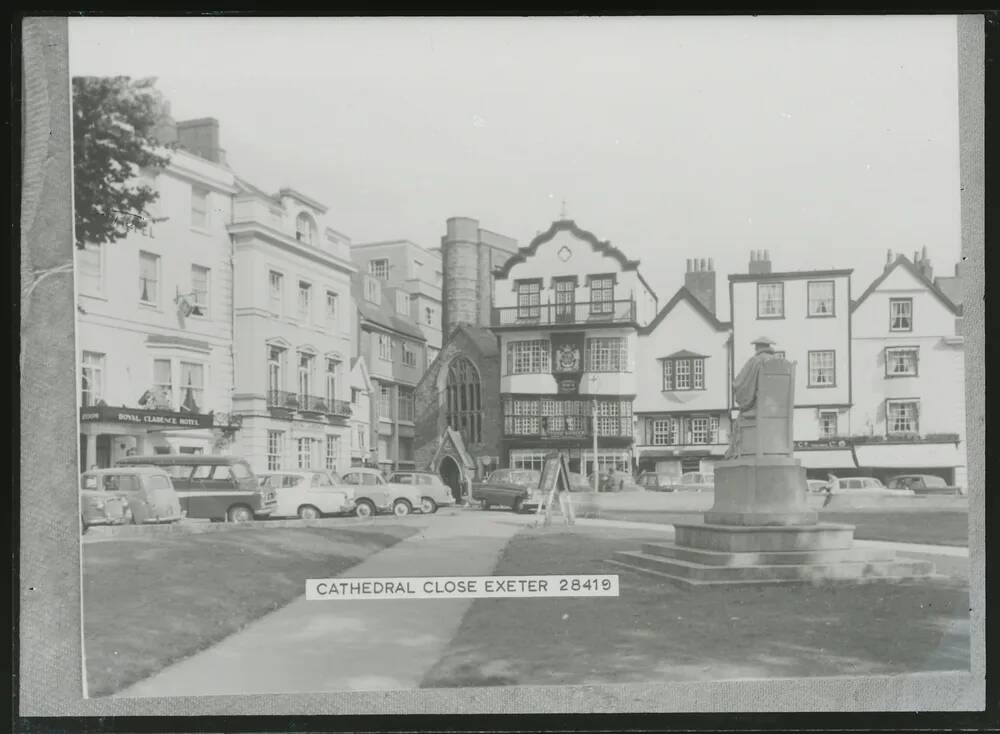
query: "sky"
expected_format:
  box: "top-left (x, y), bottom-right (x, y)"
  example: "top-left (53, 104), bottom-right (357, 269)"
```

top-left (68, 16), bottom-right (962, 314)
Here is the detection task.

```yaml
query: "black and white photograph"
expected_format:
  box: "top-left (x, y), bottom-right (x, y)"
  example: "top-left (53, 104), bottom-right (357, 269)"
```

top-left (18, 13), bottom-right (986, 720)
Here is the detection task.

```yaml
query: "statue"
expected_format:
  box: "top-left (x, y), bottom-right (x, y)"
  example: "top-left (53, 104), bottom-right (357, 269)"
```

top-left (725, 336), bottom-right (779, 459)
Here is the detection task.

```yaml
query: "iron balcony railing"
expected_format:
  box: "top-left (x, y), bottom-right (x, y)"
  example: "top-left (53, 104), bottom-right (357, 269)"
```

top-left (267, 390), bottom-right (352, 418)
top-left (491, 299), bottom-right (636, 328)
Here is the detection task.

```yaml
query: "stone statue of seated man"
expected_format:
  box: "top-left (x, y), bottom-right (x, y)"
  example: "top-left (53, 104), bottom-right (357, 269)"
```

top-left (725, 337), bottom-right (794, 459)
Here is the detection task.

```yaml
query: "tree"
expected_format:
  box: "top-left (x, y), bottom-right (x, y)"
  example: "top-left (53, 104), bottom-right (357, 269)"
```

top-left (72, 76), bottom-right (173, 249)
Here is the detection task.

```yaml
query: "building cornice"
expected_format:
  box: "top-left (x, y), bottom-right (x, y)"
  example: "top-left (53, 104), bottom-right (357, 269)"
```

top-left (278, 187), bottom-right (329, 214)
top-left (229, 222), bottom-right (358, 275)
top-left (728, 268), bottom-right (854, 282)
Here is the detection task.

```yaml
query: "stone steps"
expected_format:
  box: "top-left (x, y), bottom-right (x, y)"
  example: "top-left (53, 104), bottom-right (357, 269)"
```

top-left (674, 522), bottom-right (857, 552)
top-left (640, 542), bottom-right (898, 567)
top-left (609, 549), bottom-right (936, 586)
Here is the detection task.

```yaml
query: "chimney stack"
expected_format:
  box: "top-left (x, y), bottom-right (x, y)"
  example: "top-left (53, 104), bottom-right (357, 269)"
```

top-left (748, 248), bottom-right (772, 275)
top-left (176, 118), bottom-right (225, 164)
top-left (684, 255), bottom-right (717, 316)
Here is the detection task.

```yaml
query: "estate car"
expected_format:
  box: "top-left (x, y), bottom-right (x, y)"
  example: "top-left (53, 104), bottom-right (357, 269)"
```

top-left (338, 468), bottom-right (424, 518)
top-left (387, 471), bottom-right (455, 514)
top-left (80, 467), bottom-right (183, 531)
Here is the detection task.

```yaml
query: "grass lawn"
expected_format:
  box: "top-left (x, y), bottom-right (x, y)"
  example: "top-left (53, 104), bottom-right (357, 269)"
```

top-left (589, 509), bottom-right (969, 547)
top-left (421, 526), bottom-right (969, 688)
top-left (83, 525), bottom-right (417, 697)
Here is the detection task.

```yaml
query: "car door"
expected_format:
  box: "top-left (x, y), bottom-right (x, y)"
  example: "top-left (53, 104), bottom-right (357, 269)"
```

top-left (119, 473), bottom-right (149, 522)
top-left (80, 473), bottom-right (103, 525)
top-left (141, 472), bottom-right (181, 521)
top-left (185, 464), bottom-right (217, 519)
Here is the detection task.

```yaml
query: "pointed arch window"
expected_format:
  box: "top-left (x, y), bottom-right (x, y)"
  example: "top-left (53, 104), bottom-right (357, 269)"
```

top-left (445, 357), bottom-right (482, 445)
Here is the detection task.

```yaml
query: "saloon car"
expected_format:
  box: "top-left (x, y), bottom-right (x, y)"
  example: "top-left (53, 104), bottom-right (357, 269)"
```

top-left (338, 467), bottom-right (424, 517)
top-left (671, 471), bottom-right (715, 492)
top-left (387, 471), bottom-right (455, 514)
top-left (637, 472), bottom-right (676, 492)
top-left (887, 474), bottom-right (965, 496)
top-left (260, 470), bottom-right (356, 519)
top-left (472, 468), bottom-right (543, 513)
top-left (80, 467), bottom-right (183, 531)
top-left (806, 480), bottom-right (830, 494)
top-left (826, 477), bottom-right (915, 497)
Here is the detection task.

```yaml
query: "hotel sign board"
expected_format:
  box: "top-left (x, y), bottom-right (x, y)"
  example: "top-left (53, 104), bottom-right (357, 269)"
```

top-left (79, 405), bottom-right (213, 429)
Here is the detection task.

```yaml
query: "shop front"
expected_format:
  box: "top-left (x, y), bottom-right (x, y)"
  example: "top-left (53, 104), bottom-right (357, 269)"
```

top-left (505, 438), bottom-right (633, 476)
top-left (634, 446), bottom-right (727, 479)
top-left (852, 437), bottom-right (965, 485)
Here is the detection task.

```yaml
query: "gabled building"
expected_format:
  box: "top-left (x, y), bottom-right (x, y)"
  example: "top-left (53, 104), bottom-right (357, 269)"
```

top-left (850, 249), bottom-right (965, 485)
top-left (729, 250), bottom-right (855, 476)
top-left (347, 356), bottom-right (374, 467)
top-left (635, 258), bottom-right (733, 478)
top-left (491, 220), bottom-right (658, 475)
top-left (228, 181), bottom-right (356, 474)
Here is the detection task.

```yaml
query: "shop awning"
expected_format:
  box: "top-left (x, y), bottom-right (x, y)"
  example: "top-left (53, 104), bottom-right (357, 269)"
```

top-left (636, 446), bottom-right (727, 460)
top-left (854, 442), bottom-right (963, 469)
top-left (794, 449), bottom-right (857, 469)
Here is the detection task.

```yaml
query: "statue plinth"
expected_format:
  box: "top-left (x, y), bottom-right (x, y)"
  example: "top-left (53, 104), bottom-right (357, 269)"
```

top-left (707, 455), bottom-right (817, 526)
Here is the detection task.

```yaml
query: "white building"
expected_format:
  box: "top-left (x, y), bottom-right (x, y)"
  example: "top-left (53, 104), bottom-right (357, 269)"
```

top-left (228, 181), bottom-right (356, 475)
top-left (76, 120), bottom-right (239, 468)
top-left (850, 250), bottom-right (966, 485)
top-left (491, 220), bottom-right (658, 474)
top-left (635, 258), bottom-right (733, 478)
top-left (347, 356), bottom-right (374, 467)
top-left (728, 250), bottom-right (855, 476)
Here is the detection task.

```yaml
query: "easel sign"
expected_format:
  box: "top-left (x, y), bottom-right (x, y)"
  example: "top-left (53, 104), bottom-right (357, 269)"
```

top-left (533, 452), bottom-right (576, 527)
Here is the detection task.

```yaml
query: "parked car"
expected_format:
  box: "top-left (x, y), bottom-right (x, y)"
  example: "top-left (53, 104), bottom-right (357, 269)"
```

top-left (388, 471), bottom-right (456, 514)
top-left (339, 467), bottom-right (424, 517)
top-left (887, 474), bottom-right (965, 496)
top-left (567, 472), bottom-right (593, 492)
top-left (636, 472), bottom-right (676, 492)
top-left (260, 470), bottom-right (356, 519)
top-left (80, 467), bottom-right (184, 531)
top-left (671, 471), bottom-right (715, 492)
top-left (826, 477), bottom-right (915, 497)
top-left (472, 469), bottom-right (542, 512)
top-left (806, 479), bottom-right (830, 493)
top-left (116, 455), bottom-right (276, 522)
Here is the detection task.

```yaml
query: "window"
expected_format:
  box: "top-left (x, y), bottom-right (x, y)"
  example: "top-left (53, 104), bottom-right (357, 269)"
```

top-left (446, 357), bottom-right (482, 444)
top-left (298, 352), bottom-right (314, 401)
top-left (661, 360), bottom-right (673, 391)
top-left (325, 359), bottom-right (339, 406)
top-left (887, 400), bottom-right (919, 434)
top-left (369, 259), bottom-right (390, 280)
top-left (425, 306), bottom-right (434, 325)
top-left (326, 291), bottom-right (338, 325)
top-left (554, 277), bottom-right (576, 321)
top-left (325, 435), bottom-right (340, 471)
top-left (139, 251), bottom-right (160, 305)
top-left (819, 411), bottom-right (838, 438)
top-left (191, 186), bottom-right (209, 229)
top-left (297, 438), bottom-right (312, 469)
top-left (395, 290), bottom-right (409, 316)
top-left (507, 340), bottom-right (551, 374)
top-left (298, 281), bottom-right (312, 321)
top-left (710, 416), bottom-right (720, 443)
top-left (691, 417), bottom-right (710, 444)
top-left (267, 346), bottom-right (284, 399)
top-left (757, 282), bottom-right (784, 318)
top-left (885, 347), bottom-right (918, 377)
top-left (661, 357), bottom-right (707, 391)
top-left (354, 423), bottom-right (367, 451)
top-left (807, 280), bottom-right (835, 317)
top-left (516, 280), bottom-right (541, 319)
top-left (269, 271), bottom-right (284, 313)
top-left (586, 337), bottom-right (628, 372)
top-left (153, 358), bottom-right (173, 409)
top-left (589, 275), bottom-right (615, 315)
top-left (77, 243), bottom-right (103, 295)
top-left (351, 388), bottom-right (361, 406)
top-left (595, 400), bottom-right (630, 437)
top-left (693, 359), bottom-right (704, 390)
top-left (890, 298), bottom-right (913, 331)
top-left (807, 350), bottom-right (836, 387)
top-left (364, 276), bottom-right (382, 305)
top-left (402, 342), bottom-right (417, 368)
top-left (295, 212), bottom-right (316, 244)
top-left (508, 399), bottom-right (540, 435)
top-left (651, 418), bottom-right (677, 446)
top-left (397, 387), bottom-right (415, 422)
top-left (191, 265), bottom-right (210, 317)
top-left (267, 431), bottom-right (284, 471)
top-left (676, 360), bottom-right (691, 390)
top-left (379, 384), bottom-right (392, 418)
top-left (179, 362), bottom-right (204, 413)
top-left (378, 334), bottom-right (392, 361)
top-left (80, 351), bottom-right (104, 407)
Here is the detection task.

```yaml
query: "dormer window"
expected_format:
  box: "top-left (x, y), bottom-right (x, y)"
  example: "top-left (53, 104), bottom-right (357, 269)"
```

top-left (660, 350), bottom-right (707, 391)
top-left (369, 259), bottom-right (390, 281)
top-left (364, 276), bottom-right (382, 305)
top-left (295, 212), bottom-right (317, 245)
top-left (395, 290), bottom-right (410, 316)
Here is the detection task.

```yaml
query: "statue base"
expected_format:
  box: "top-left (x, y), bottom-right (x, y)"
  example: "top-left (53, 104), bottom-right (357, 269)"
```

top-left (705, 456), bottom-right (816, 526)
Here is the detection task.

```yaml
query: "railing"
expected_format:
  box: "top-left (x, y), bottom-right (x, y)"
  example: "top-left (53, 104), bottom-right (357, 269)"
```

top-left (503, 416), bottom-right (633, 439)
top-left (266, 390), bottom-right (352, 418)
top-left (491, 299), bottom-right (636, 328)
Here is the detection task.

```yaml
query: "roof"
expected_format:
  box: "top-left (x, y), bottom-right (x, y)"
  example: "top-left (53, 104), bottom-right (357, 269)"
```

top-left (729, 268), bottom-right (853, 282)
top-left (492, 219), bottom-right (657, 299)
top-left (448, 324), bottom-right (499, 357)
top-left (430, 427), bottom-right (476, 471)
top-left (278, 187), bottom-right (328, 214)
top-left (658, 349), bottom-right (710, 360)
top-left (851, 254), bottom-right (962, 315)
top-left (352, 276), bottom-right (427, 341)
top-left (234, 177), bottom-right (281, 204)
top-left (640, 286), bottom-right (730, 334)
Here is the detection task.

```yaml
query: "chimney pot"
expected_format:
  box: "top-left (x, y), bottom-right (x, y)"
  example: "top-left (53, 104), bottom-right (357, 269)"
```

top-left (764, 249), bottom-right (770, 261)
top-left (922, 245), bottom-right (928, 260)
top-left (686, 258), bottom-right (692, 272)
top-left (708, 258), bottom-right (714, 271)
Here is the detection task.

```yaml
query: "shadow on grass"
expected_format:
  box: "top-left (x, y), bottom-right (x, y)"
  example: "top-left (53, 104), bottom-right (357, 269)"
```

top-left (421, 526), bottom-right (970, 688)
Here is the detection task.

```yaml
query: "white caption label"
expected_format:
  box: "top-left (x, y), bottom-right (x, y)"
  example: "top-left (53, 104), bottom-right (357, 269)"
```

top-left (305, 574), bottom-right (620, 600)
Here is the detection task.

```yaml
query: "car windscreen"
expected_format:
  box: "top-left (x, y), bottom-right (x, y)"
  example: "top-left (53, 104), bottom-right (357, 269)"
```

top-left (510, 471), bottom-right (540, 486)
top-left (144, 474), bottom-right (173, 491)
top-left (230, 462), bottom-right (253, 479)
top-left (312, 473), bottom-right (333, 487)
top-left (328, 472), bottom-right (342, 484)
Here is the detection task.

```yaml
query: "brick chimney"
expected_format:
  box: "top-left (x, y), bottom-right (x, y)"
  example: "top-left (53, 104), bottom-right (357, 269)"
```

top-left (684, 257), bottom-right (716, 316)
top-left (916, 245), bottom-right (933, 280)
top-left (748, 249), bottom-right (772, 275)
top-left (176, 118), bottom-right (225, 164)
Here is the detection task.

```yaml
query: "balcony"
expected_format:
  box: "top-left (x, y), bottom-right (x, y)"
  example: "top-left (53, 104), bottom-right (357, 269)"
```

top-left (266, 390), bottom-right (352, 418)
top-left (503, 416), bottom-right (633, 439)
top-left (491, 299), bottom-right (636, 329)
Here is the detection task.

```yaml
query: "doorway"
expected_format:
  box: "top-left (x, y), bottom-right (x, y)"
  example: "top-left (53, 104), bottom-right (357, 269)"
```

top-left (439, 455), bottom-right (463, 503)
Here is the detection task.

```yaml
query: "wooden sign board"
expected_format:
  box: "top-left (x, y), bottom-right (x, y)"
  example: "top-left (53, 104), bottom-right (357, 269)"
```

top-left (533, 452), bottom-right (575, 527)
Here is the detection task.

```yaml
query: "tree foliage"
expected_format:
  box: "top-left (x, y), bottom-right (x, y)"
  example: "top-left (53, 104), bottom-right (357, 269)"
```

top-left (73, 76), bottom-right (173, 249)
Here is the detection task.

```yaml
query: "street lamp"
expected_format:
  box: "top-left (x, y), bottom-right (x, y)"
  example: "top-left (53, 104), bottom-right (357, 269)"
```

top-left (589, 373), bottom-right (600, 493)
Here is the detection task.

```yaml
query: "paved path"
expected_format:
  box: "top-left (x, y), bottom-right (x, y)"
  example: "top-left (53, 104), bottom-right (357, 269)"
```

top-left (118, 513), bottom-right (521, 697)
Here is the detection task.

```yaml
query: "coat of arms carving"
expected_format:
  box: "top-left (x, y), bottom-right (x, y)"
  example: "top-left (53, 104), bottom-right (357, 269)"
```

top-left (555, 344), bottom-right (581, 372)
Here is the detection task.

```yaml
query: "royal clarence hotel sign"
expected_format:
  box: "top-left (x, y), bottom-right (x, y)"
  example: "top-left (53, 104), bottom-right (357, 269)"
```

top-left (79, 405), bottom-right (214, 429)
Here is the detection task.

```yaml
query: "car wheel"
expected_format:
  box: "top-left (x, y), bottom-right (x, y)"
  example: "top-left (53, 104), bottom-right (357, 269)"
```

top-left (512, 498), bottom-right (523, 514)
top-left (355, 500), bottom-right (375, 518)
top-left (227, 505), bottom-right (254, 523)
top-left (393, 499), bottom-right (412, 517)
top-left (420, 497), bottom-right (438, 514)
top-left (481, 499), bottom-right (490, 511)
top-left (298, 505), bottom-right (321, 520)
